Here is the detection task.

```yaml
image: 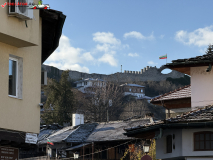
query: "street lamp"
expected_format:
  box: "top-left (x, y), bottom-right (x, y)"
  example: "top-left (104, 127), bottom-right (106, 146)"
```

top-left (143, 140), bottom-right (151, 154)
top-left (74, 152), bottom-right (79, 159)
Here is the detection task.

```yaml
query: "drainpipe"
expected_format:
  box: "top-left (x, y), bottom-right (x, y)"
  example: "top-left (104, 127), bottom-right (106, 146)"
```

top-left (168, 109), bottom-right (171, 118)
top-left (154, 128), bottom-right (163, 140)
top-left (83, 144), bottom-right (85, 160)
top-left (92, 142), bottom-right (94, 160)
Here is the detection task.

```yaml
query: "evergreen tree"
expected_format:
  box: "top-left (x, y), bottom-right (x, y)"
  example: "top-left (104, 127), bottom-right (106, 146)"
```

top-left (42, 70), bottom-right (75, 125)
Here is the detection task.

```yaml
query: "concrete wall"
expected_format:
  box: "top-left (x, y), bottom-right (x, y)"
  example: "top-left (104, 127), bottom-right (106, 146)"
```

top-left (156, 128), bottom-right (213, 159)
top-left (0, 0), bottom-right (41, 134)
top-left (166, 108), bottom-right (191, 118)
top-left (156, 129), bottom-right (182, 159)
top-left (124, 92), bottom-right (145, 97)
top-left (182, 128), bottom-right (213, 157)
top-left (42, 65), bottom-right (185, 82)
top-left (186, 158), bottom-right (213, 160)
top-left (0, 0), bottom-right (40, 47)
top-left (191, 66), bottom-right (213, 110)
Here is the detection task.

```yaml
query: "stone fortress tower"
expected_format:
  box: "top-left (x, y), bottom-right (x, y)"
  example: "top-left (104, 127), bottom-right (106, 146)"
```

top-left (42, 65), bottom-right (185, 82)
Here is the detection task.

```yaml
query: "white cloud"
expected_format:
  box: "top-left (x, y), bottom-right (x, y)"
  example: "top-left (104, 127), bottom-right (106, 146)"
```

top-left (81, 52), bottom-right (94, 61)
top-left (44, 35), bottom-right (92, 73)
top-left (175, 26), bottom-right (213, 47)
top-left (199, 48), bottom-right (206, 54)
top-left (93, 32), bottom-right (121, 66)
top-left (93, 32), bottom-right (121, 45)
top-left (148, 61), bottom-right (158, 65)
top-left (124, 31), bottom-right (155, 40)
top-left (159, 35), bottom-right (165, 39)
top-left (98, 53), bottom-right (118, 66)
top-left (128, 53), bottom-right (139, 57)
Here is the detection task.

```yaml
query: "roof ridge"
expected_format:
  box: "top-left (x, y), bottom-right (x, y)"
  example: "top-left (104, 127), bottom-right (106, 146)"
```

top-left (62, 126), bottom-right (80, 141)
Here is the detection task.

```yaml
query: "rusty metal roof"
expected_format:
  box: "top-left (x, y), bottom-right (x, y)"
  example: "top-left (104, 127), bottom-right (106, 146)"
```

top-left (150, 85), bottom-right (191, 102)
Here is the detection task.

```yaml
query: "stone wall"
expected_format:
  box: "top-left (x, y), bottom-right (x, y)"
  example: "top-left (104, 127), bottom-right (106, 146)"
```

top-left (42, 65), bottom-right (185, 82)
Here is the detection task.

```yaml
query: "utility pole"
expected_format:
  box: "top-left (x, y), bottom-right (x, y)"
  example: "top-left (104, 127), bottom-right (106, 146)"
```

top-left (92, 142), bottom-right (94, 160)
top-left (121, 65), bottom-right (122, 73)
top-left (107, 109), bottom-right (109, 122)
top-left (107, 99), bottom-right (112, 122)
top-left (83, 144), bottom-right (85, 160)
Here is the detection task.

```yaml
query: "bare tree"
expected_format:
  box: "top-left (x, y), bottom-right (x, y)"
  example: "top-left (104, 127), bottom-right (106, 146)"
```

top-left (74, 81), bottom-right (124, 122)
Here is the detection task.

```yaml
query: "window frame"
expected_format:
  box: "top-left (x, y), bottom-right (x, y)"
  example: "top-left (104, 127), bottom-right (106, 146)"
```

top-left (194, 131), bottom-right (213, 151)
top-left (8, 57), bottom-right (18, 98)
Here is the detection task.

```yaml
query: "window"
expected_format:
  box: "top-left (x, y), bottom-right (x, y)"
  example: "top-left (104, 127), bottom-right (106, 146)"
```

top-left (8, 55), bottom-right (23, 99)
top-left (141, 89), bottom-right (143, 93)
top-left (129, 88), bottom-right (131, 92)
top-left (166, 135), bottom-right (172, 153)
top-left (194, 131), bottom-right (213, 151)
top-left (84, 82), bottom-right (87, 85)
top-left (9, 57), bottom-right (18, 97)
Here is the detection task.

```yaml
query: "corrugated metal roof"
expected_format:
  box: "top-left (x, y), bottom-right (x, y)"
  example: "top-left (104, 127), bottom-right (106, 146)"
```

top-left (38, 124), bottom-right (63, 142)
top-left (151, 85), bottom-right (191, 102)
top-left (38, 123), bottom-right (98, 145)
top-left (66, 123), bottom-right (98, 143)
top-left (66, 143), bottom-right (91, 151)
top-left (38, 126), bottom-right (78, 145)
top-left (86, 119), bottom-right (150, 142)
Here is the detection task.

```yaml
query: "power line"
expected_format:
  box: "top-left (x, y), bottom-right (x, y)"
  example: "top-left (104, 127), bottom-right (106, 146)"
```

top-left (76, 139), bottom-right (136, 158)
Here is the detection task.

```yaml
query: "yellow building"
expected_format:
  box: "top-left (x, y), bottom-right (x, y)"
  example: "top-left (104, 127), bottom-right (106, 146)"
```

top-left (0, 0), bottom-right (66, 153)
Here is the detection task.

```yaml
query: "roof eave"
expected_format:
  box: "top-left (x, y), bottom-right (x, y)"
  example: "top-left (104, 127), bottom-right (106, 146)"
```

top-left (165, 61), bottom-right (213, 75)
top-left (124, 121), bottom-right (213, 137)
top-left (40, 9), bottom-right (66, 63)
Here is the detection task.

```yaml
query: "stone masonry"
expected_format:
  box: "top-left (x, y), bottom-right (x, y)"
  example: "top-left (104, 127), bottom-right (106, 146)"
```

top-left (42, 65), bottom-right (185, 82)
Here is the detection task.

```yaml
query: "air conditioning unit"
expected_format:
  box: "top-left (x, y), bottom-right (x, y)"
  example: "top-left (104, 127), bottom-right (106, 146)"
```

top-left (9, 0), bottom-right (33, 20)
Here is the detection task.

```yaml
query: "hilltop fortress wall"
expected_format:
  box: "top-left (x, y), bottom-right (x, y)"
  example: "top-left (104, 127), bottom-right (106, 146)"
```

top-left (42, 65), bottom-right (185, 82)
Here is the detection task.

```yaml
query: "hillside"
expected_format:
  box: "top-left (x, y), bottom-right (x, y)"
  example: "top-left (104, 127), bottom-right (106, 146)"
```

top-left (41, 65), bottom-right (190, 122)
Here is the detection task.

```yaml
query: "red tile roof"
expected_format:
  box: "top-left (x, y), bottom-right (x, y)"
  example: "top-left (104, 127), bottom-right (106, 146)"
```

top-left (151, 85), bottom-right (191, 102)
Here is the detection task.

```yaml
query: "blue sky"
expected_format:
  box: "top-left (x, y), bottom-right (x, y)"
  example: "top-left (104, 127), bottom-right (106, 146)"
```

top-left (43, 0), bottom-right (213, 74)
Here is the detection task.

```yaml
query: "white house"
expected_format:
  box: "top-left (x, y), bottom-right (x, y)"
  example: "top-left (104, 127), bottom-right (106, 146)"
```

top-left (120, 83), bottom-right (146, 99)
top-left (124, 106), bottom-right (213, 160)
top-left (124, 46), bottom-right (213, 160)
top-left (74, 78), bottom-right (106, 93)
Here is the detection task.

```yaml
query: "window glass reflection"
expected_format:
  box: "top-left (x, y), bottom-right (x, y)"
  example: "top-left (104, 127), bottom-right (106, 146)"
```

top-left (9, 59), bottom-right (17, 96)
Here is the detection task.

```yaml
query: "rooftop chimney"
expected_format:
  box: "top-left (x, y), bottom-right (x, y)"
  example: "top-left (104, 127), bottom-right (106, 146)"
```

top-left (145, 113), bottom-right (154, 123)
top-left (72, 114), bottom-right (84, 126)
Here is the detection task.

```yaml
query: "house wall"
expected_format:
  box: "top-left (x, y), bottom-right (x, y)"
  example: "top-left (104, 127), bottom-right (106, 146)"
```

top-left (156, 128), bottom-right (213, 159)
top-left (165, 108), bottom-right (191, 118)
top-left (191, 66), bottom-right (213, 110)
top-left (186, 157), bottom-right (213, 160)
top-left (77, 81), bottom-right (104, 88)
top-left (124, 92), bottom-right (145, 98)
top-left (182, 128), bottom-right (213, 157)
top-left (0, 0), bottom-right (41, 134)
top-left (123, 86), bottom-right (145, 98)
top-left (0, 0), bottom-right (40, 47)
top-left (156, 129), bottom-right (182, 159)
